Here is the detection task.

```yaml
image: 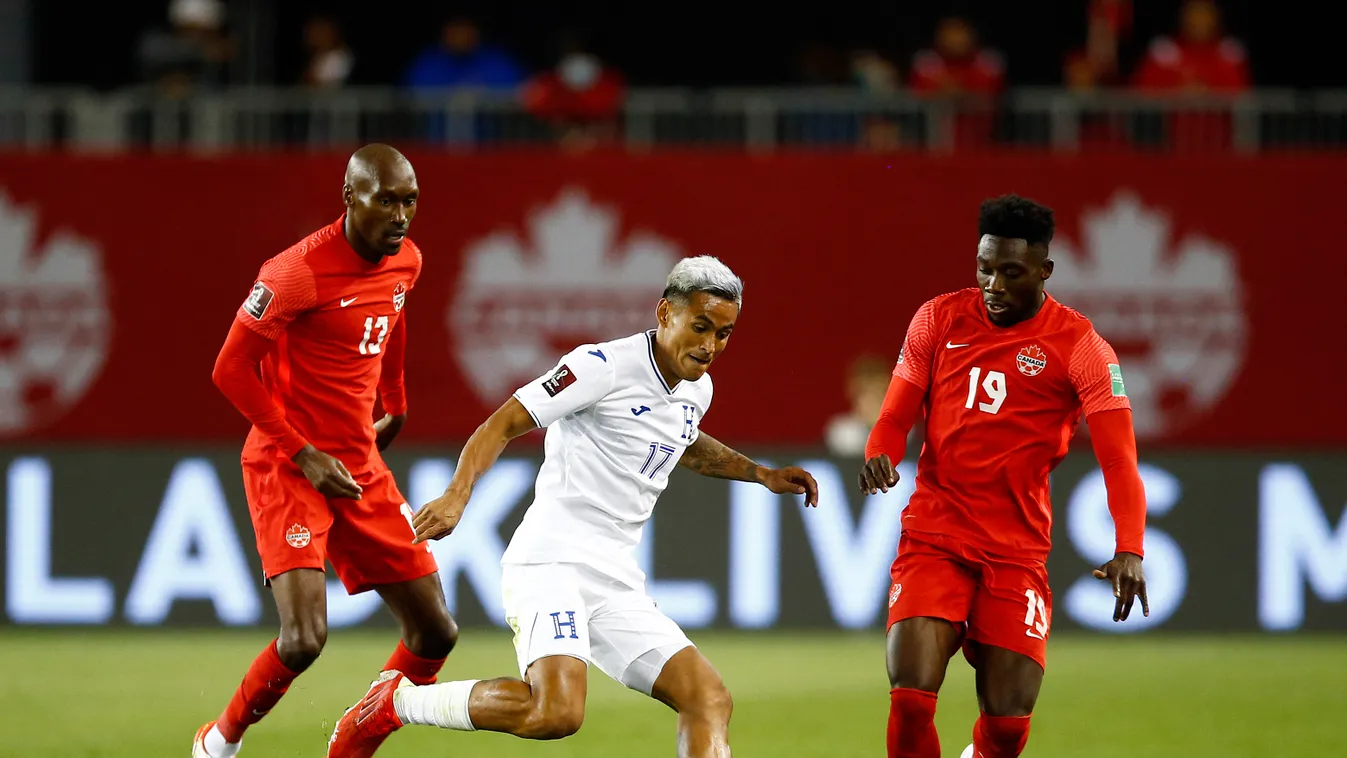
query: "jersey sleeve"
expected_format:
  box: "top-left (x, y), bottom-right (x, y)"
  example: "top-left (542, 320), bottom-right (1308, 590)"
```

top-left (235, 253), bottom-right (319, 340)
top-left (1069, 328), bottom-right (1131, 416)
top-left (378, 314), bottom-right (408, 416)
top-left (892, 298), bottom-right (940, 391)
top-left (512, 345), bottom-right (618, 428)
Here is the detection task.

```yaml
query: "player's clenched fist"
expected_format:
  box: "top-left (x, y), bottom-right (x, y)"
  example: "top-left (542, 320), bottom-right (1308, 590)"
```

top-left (411, 493), bottom-right (467, 544)
top-left (293, 445), bottom-right (363, 499)
top-left (858, 454), bottom-right (899, 495)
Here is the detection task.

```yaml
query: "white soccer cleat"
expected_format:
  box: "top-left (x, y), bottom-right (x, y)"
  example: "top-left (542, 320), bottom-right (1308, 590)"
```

top-left (192, 721), bottom-right (240, 757)
top-left (960, 744), bottom-right (975, 758)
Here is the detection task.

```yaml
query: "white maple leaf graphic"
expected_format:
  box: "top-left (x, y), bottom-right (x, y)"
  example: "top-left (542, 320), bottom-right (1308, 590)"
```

top-left (449, 188), bottom-right (681, 401)
top-left (1051, 192), bottom-right (1245, 439)
top-left (0, 191), bottom-right (111, 435)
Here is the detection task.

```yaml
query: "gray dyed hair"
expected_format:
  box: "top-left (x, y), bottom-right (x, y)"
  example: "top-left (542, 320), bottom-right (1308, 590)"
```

top-left (662, 255), bottom-right (744, 308)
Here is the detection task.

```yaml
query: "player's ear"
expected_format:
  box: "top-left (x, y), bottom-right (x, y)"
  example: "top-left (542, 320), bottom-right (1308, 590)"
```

top-left (1041, 259), bottom-right (1054, 280)
top-left (655, 298), bottom-right (672, 327)
top-left (342, 183), bottom-right (354, 208)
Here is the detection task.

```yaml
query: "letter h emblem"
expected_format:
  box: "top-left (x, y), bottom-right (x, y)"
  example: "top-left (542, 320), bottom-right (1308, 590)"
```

top-left (551, 611), bottom-right (579, 640)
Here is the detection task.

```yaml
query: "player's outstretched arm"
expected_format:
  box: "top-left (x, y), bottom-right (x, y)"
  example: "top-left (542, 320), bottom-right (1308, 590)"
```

top-left (1086, 408), bottom-right (1149, 623)
top-left (411, 397), bottom-right (538, 543)
top-left (859, 375), bottom-right (924, 495)
top-left (679, 433), bottom-right (819, 506)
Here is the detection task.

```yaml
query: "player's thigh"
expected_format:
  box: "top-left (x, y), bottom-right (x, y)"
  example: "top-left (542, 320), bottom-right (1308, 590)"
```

top-left (241, 456), bottom-right (333, 581)
top-left (326, 466), bottom-right (438, 595)
top-left (969, 642), bottom-right (1044, 717)
top-left (268, 567), bottom-right (328, 639)
top-left (501, 563), bottom-right (594, 680)
top-left (886, 536), bottom-right (978, 691)
top-left (964, 558), bottom-right (1050, 715)
top-left (585, 577), bottom-right (695, 697)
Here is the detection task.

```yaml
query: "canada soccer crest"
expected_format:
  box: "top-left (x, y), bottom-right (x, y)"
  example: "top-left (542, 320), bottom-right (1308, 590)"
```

top-left (286, 523), bottom-right (312, 549)
top-left (392, 282), bottom-right (407, 312)
top-left (1016, 345), bottom-right (1048, 377)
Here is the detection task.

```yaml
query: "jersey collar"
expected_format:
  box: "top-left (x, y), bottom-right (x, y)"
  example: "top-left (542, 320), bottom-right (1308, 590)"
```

top-left (645, 330), bottom-right (680, 394)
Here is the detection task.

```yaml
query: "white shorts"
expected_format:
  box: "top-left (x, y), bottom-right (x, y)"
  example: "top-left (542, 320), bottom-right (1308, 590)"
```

top-left (501, 562), bottom-right (694, 695)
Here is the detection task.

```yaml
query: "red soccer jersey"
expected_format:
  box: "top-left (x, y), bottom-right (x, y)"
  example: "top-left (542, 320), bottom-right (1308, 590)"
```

top-left (235, 216), bottom-right (421, 470)
top-left (893, 288), bottom-right (1129, 562)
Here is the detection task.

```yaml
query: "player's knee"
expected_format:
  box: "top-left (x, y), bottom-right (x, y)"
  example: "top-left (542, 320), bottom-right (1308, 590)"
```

top-left (277, 618), bottom-right (328, 670)
top-left (522, 698), bottom-right (585, 740)
top-left (981, 683), bottom-right (1037, 718)
top-left (694, 681), bottom-right (734, 725)
top-left (407, 609), bottom-right (458, 660)
top-left (890, 662), bottom-right (944, 693)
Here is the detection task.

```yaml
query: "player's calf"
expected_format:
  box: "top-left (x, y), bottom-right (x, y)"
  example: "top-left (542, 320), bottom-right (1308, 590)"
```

top-left (649, 647), bottom-right (734, 758)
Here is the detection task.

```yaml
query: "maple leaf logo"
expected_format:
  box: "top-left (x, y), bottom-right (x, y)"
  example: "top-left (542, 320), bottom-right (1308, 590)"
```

top-left (449, 187), bottom-right (681, 401)
top-left (1050, 191), bottom-right (1245, 439)
top-left (0, 191), bottom-right (111, 436)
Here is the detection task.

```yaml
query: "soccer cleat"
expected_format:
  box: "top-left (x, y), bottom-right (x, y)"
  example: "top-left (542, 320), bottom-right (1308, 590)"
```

top-left (960, 744), bottom-right (975, 758)
top-left (327, 669), bottom-right (409, 758)
top-left (191, 721), bottom-right (239, 758)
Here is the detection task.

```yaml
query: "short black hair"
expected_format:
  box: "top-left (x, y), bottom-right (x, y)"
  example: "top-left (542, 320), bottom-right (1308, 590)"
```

top-left (978, 194), bottom-right (1055, 247)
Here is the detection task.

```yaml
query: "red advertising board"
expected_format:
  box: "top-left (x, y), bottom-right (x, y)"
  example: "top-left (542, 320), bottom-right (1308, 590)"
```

top-left (0, 151), bottom-right (1339, 448)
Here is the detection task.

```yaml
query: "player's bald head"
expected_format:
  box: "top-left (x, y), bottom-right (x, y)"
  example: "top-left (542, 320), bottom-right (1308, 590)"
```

top-left (344, 143), bottom-right (415, 189)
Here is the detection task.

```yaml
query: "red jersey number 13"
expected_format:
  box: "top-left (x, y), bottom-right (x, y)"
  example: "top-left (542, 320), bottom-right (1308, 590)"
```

top-left (359, 316), bottom-right (390, 355)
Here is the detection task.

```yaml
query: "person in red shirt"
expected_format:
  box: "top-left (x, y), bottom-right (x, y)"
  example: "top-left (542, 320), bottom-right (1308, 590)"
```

top-left (1132, 0), bottom-right (1249, 93)
top-left (859, 195), bottom-right (1148, 758)
top-left (192, 144), bottom-right (455, 758)
top-left (908, 17), bottom-right (1005, 149)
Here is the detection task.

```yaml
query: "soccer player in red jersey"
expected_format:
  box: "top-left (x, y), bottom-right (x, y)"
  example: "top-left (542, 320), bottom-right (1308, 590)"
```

top-left (859, 195), bottom-right (1149, 758)
top-left (193, 144), bottom-right (456, 758)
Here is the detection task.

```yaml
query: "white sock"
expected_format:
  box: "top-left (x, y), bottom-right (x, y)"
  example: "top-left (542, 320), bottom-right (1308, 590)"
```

top-left (393, 679), bottom-right (480, 731)
top-left (203, 725), bottom-right (241, 757)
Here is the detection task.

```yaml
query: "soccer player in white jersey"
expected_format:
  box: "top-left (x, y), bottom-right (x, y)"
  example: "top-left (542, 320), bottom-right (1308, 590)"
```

top-left (327, 255), bottom-right (819, 758)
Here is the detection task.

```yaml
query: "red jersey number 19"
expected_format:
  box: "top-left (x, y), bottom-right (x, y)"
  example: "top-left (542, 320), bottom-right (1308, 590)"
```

top-left (360, 316), bottom-right (389, 355)
top-left (965, 366), bottom-right (1007, 414)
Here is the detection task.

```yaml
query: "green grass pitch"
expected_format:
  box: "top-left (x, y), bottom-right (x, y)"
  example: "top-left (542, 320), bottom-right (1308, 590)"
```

top-left (0, 629), bottom-right (1341, 756)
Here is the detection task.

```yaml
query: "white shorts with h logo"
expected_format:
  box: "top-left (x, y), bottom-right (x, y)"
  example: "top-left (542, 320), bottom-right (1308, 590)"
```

top-left (500, 562), bottom-right (694, 695)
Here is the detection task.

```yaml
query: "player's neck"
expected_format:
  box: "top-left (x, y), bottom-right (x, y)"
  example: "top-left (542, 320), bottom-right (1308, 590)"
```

top-left (650, 340), bottom-right (683, 391)
top-left (343, 215), bottom-right (385, 265)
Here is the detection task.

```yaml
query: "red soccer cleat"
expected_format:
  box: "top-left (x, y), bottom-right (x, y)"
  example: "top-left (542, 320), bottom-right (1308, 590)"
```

top-left (327, 670), bottom-right (408, 758)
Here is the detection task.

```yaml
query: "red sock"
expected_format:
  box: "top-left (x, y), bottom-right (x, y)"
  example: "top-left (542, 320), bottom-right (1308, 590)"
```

top-left (383, 640), bottom-right (446, 685)
top-left (972, 713), bottom-right (1031, 757)
top-left (887, 687), bottom-right (940, 758)
top-left (216, 640), bottom-right (301, 743)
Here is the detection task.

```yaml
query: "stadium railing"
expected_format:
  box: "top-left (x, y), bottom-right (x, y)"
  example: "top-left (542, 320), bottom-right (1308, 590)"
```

top-left (0, 85), bottom-right (1341, 153)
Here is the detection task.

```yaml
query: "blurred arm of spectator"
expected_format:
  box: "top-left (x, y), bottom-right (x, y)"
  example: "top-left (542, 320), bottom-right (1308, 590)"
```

top-left (1131, 0), bottom-right (1250, 93)
top-left (301, 15), bottom-right (353, 88)
top-left (908, 17), bottom-right (1004, 96)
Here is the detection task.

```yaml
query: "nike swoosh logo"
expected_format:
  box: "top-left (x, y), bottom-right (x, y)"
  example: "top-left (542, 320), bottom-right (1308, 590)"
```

top-left (340, 297), bottom-right (358, 307)
top-left (631, 406), bottom-right (651, 416)
top-left (946, 341), bottom-right (970, 348)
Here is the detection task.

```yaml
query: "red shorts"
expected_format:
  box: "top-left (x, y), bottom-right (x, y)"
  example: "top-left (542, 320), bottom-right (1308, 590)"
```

top-left (241, 454), bottom-right (438, 595)
top-left (886, 532), bottom-right (1052, 670)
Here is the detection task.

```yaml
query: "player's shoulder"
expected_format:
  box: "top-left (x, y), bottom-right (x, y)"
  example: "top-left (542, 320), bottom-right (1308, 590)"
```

top-left (262, 219), bottom-right (341, 273)
top-left (922, 288), bottom-right (982, 318)
top-left (1047, 296), bottom-right (1097, 332)
top-left (398, 237), bottom-right (425, 281)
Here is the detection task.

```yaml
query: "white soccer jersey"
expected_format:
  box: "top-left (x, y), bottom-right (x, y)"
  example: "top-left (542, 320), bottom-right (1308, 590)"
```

top-left (502, 330), bottom-right (713, 588)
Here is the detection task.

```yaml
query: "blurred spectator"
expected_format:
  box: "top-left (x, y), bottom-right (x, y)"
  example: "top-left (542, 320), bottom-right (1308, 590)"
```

top-left (908, 17), bottom-right (1005, 97)
top-left (1132, 0), bottom-right (1250, 92)
top-left (851, 50), bottom-right (900, 94)
top-left (824, 356), bottom-right (892, 458)
top-left (522, 36), bottom-right (625, 150)
top-left (300, 15), bottom-right (353, 89)
top-left (137, 0), bottom-right (234, 96)
top-left (1064, 0), bottom-right (1132, 90)
top-left (402, 16), bottom-right (526, 90)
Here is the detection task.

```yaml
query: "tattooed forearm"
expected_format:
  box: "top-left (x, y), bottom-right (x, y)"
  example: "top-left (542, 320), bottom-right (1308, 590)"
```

top-left (679, 433), bottom-right (763, 483)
